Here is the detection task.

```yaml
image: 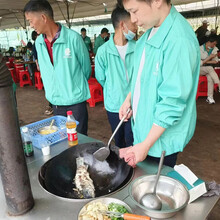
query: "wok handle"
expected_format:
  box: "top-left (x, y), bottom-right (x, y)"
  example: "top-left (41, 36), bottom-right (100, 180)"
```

top-left (123, 213), bottom-right (151, 220)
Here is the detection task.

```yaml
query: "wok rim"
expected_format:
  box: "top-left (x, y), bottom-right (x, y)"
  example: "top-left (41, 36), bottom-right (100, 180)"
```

top-left (38, 156), bottom-right (135, 202)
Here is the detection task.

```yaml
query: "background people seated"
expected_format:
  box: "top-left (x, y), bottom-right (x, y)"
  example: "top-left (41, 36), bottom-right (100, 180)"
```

top-left (200, 36), bottom-right (220, 104)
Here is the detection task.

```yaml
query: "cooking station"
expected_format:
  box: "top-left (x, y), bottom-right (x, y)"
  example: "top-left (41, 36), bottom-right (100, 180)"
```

top-left (0, 134), bottom-right (219, 220)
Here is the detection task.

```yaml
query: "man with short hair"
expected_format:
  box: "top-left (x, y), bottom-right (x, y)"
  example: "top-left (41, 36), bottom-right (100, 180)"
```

top-left (95, 5), bottom-right (137, 148)
top-left (24, 0), bottom-right (91, 135)
top-left (195, 20), bottom-right (209, 45)
top-left (81, 28), bottom-right (93, 52)
top-left (118, 0), bottom-right (200, 167)
top-left (93, 28), bottom-right (109, 54)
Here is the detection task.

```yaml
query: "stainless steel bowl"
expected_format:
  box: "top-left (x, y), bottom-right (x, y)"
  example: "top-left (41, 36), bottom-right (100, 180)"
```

top-left (129, 175), bottom-right (189, 219)
top-left (78, 197), bottom-right (132, 220)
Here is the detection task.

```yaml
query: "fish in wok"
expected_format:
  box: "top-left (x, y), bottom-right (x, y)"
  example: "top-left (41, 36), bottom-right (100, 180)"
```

top-left (73, 157), bottom-right (95, 199)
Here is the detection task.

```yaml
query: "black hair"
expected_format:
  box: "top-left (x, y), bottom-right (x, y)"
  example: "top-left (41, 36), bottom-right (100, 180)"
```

top-left (31, 30), bottom-right (38, 41)
top-left (117, 0), bottom-right (171, 6)
top-left (208, 35), bottom-right (218, 43)
top-left (27, 42), bottom-right (33, 49)
top-left (81, 28), bottom-right (86, 32)
top-left (24, 0), bottom-right (54, 20)
top-left (111, 4), bottom-right (130, 29)
top-left (101, 28), bottom-right (109, 34)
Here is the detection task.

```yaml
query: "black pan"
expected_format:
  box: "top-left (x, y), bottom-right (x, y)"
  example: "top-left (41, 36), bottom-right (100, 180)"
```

top-left (38, 142), bottom-right (133, 199)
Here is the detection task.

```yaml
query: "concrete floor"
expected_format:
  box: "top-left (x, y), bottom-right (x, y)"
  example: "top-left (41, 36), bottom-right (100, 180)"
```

top-left (16, 85), bottom-right (220, 219)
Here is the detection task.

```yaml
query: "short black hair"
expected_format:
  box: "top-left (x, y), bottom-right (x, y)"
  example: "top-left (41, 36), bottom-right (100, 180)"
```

top-left (31, 31), bottom-right (38, 41)
top-left (101, 28), bottom-right (109, 34)
top-left (117, 0), bottom-right (171, 6)
top-left (208, 35), bottom-right (218, 43)
top-left (24, 0), bottom-right (54, 20)
top-left (27, 42), bottom-right (33, 49)
top-left (81, 28), bottom-right (86, 32)
top-left (111, 4), bottom-right (130, 29)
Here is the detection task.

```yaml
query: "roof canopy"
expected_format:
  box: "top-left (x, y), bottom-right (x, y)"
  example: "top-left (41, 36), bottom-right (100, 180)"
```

top-left (0, 0), bottom-right (205, 30)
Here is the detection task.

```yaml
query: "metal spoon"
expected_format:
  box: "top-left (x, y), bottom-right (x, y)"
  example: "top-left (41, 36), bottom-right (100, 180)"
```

top-left (49, 119), bottom-right (55, 129)
top-left (93, 108), bottom-right (131, 161)
top-left (140, 150), bottom-right (166, 210)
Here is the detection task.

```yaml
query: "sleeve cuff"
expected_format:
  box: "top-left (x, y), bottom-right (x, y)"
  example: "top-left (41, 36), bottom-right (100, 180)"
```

top-left (153, 119), bottom-right (169, 129)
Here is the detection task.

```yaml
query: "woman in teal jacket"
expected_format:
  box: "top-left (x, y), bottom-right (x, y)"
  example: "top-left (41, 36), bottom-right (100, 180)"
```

top-left (118, 0), bottom-right (200, 167)
top-left (95, 5), bottom-right (137, 148)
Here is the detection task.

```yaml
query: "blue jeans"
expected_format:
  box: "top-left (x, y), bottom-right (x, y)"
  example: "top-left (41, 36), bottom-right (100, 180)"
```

top-left (52, 102), bottom-right (88, 135)
top-left (107, 111), bottom-right (133, 148)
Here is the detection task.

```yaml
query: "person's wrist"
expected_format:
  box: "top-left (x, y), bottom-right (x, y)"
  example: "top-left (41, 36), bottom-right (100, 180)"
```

top-left (142, 140), bottom-right (151, 151)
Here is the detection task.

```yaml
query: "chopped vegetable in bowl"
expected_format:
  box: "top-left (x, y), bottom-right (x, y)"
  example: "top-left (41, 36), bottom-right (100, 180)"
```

top-left (108, 203), bottom-right (129, 220)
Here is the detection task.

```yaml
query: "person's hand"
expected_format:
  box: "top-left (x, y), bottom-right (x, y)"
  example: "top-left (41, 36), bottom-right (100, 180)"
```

top-left (119, 146), bottom-right (136, 168)
top-left (119, 142), bottom-right (149, 167)
top-left (119, 94), bottom-right (132, 121)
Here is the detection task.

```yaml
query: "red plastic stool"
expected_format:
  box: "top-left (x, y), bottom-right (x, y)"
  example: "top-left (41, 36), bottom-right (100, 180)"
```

top-left (6, 62), bottom-right (11, 69)
top-left (15, 65), bottom-right (24, 83)
top-left (196, 76), bottom-right (207, 100)
top-left (8, 68), bottom-right (17, 83)
top-left (19, 70), bottom-right (32, 87)
top-left (34, 71), bottom-right (43, 90)
top-left (88, 77), bottom-right (98, 85)
top-left (214, 67), bottom-right (220, 78)
top-left (87, 82), bottom-right (103, 107)
top-left (91, 64), bottom-right (95, 77)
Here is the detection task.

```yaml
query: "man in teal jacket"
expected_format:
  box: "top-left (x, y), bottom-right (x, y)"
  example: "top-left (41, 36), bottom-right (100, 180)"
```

top-left (81, 28), bottom-right (93, 53)
top-left (94, 28), bottom-right (109, 54)
top-left (95, 5), bottom-right (137, 148)
top-left (24, 0), bottom-right (91, 135)
top-left (118, 0), bottom-right (200, 167)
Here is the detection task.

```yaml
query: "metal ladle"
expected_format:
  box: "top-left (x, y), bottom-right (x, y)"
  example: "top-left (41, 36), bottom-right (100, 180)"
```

top-left (93, 108), bottom-right (131, 161)
top-left (140, 150), bottom-right (166, 210)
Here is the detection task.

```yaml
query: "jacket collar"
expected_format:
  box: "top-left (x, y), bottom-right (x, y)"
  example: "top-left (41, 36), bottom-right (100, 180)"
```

top-left (144, 5), bottom-right (177, 48)
top-left (38, 23), bottom-right (67, 45)
top-left (106, 34), bottom-right (136, 56)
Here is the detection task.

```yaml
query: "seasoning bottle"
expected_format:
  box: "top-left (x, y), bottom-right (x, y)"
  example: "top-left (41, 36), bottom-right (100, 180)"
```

top-left (66, 111), bottom-right (78, 146)
top-left (21, 126), bottom-right (34, 157)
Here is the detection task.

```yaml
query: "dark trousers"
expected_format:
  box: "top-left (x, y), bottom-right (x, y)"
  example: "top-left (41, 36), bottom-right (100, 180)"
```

top-left (146, 152), bottom-right (179, 168)
top-left (52, 102), bottom-right (88, 135)
top-left (107, 111), bottom-right (133, 148)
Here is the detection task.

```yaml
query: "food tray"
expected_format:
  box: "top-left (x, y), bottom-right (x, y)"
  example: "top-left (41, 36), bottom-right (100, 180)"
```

top-left (21, 116), bottom-right (78, 149)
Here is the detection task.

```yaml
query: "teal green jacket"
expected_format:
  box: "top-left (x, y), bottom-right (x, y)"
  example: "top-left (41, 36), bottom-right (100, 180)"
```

top-left (36, 25), bottom-right (91, 105)
top-left (94, 35), bottom-right (105, 54)
top-left (95, 34), bottom-right (135, 112)
top-left (131, 6), bottom-right (200, 157)
top-left (82, 35), bottom-right (92, 52)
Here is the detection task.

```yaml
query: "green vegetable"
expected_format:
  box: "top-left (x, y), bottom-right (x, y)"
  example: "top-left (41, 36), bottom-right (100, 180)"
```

top-left (108, 203), bottom-right (129, 220)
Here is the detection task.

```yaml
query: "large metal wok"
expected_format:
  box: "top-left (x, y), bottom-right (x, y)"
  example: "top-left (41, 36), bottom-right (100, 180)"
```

top-left (38, 142), bottom-right (133, 200)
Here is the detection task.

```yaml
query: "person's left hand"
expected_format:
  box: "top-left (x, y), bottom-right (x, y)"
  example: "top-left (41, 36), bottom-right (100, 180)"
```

top-left (119, 142), bottom-right (149, 167)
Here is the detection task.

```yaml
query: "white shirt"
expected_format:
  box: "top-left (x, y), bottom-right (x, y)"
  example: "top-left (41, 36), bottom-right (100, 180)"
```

top-left (148, 27), bottom-right (160, 40)
top-left (116, 43), bottom-right (129, 82)
top-left (200, 45), bottom-right (219, 66)
top-left (132, 27), bottom-right (159, 121)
